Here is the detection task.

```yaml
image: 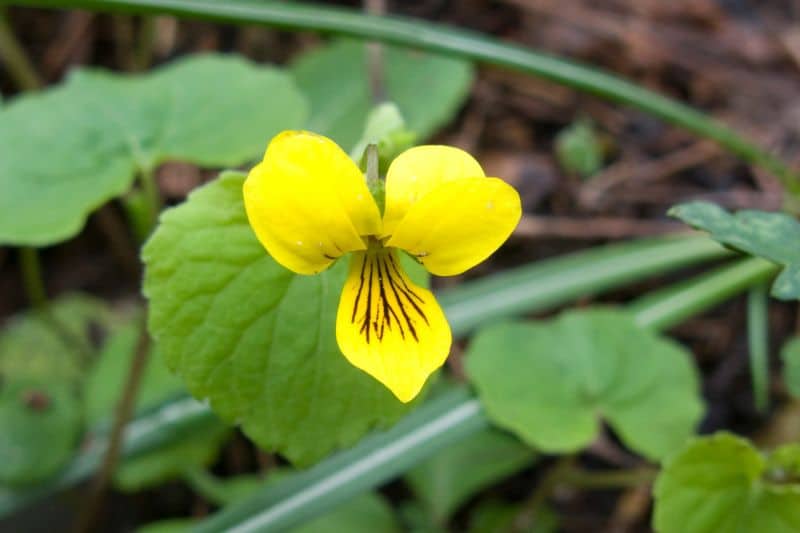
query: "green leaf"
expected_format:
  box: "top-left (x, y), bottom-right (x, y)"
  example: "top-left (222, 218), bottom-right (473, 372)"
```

top-left (83, 312), bottom-right (231, 492)
top-left (114, 424), bottom-right (230, 492)
top-left (291, 40), bottom-right (472, 150)
top-left (142, 171), bottom-right (415, 466)
top-left (555, 119), bottom-right (603, 178)
top-left (780, 337), bottom-right (800, 398)
top-left (669, 202), bottom-right (800, 299)
top-left (653, 432), bottom-right (800, 533)
top-left (350, 102), bottom-right (417, 173)
top-left (0, 380), bottom-right (83, 486)
top-left (84, 320), bottom-right (184, 425)
top-left (469, 500), bottom-right (558, 533)
top-left (0, 293), bottom-right (111, 384)
top-left (0, 54), bottom-right (307, 246)
top-left (183, 470), bottom-right (265, 507)
top-left (138, 519), bottom-right (193, 533)
top-left (294, 492), bottom-right (400, 533)
top-left (405, 428), bottom-right (536, 522)
top-left (0, 294), bottom-right (114, 485)
top-left (464, 309), bottom-right (703, 460)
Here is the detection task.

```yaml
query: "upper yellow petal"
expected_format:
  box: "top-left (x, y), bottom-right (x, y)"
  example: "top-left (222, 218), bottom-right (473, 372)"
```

top-left (382, 145), bottom-right (485, 237)
top-left (243, 131), bottom-right (382, 275)
top-left (385, 177), bottom-right (521, 276)
top-left (336, 249), bottom-right (451, 402)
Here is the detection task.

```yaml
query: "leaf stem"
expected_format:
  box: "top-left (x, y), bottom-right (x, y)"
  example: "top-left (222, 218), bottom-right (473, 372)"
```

top-left (365, 143), bottom-right (379, 186)
top-left (364, 0), bottom-right (386, 103)
top-left (747, 282), bottom-right (770, 413)
top-left (182, 467), bottom-right (239, 507)
top-left (138, 165), bottom-right (161, 237)
top-left (19, 246), bottom-right (47, 308)
top-left (513, 460), bottom-right (656, 531)
top-left (132, 15), bottom-right (156, 70)
top-left (513, 455), bottom-right (576, 531)
top-left (19, 246), bottom-right (96, 363)
top-left (72, 315), bottom-right (151, 533)
top-left (0, 7), bottom-right (42, 90)
top-left (560, 466), bottom-right (657, 489)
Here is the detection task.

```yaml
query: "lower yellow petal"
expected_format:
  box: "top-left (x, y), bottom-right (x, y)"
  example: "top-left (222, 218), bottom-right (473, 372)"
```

top-left (386, 177), bottom-right (521, 276)
top-left (336, 249), bottom-right (451, 402)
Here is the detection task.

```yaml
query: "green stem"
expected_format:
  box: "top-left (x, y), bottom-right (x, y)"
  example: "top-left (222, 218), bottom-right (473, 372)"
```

top-left (132, 15), bottom-right (156, 70)
top-left (513, 456), bottom-right (575, 531)
top-left (11, 0), bottom-right (798, 193)
top-left (19, 246), bottom-right (47, 308)
top-left (630, 257), bottom-right (778, 331)
top-left (19, 247), bottom-right (95, 363)
top-left (365, 144), bottom-right (379, 187)
top-left (560, 466), bottom-right (657, 489)
top-left (182, 467), bottom-right (250, 507)
top-left (443, 235), bottom-right (731, 337)
top-left (73, 317), bottom-right (151, 533)
top-left (139, 165), bottom-right (161, 235)
top-left (0, 7), bottom-right (42, 90)
top-left (747, 282), bottom-right (770, 413)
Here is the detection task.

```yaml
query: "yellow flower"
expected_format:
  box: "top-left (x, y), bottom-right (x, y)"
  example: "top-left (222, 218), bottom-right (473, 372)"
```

top-left (243, 131), bottom-right (521, 402)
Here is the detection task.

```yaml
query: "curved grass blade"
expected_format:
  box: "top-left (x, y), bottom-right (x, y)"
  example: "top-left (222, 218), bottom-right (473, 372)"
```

top-left (11, 0), bottom-right (799, 193)
top-left (747, 282), bottom-right (770, 412)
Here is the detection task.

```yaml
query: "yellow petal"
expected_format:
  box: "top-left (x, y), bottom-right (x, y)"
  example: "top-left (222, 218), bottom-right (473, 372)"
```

top-left (386, 177), bottom-right (521, 276)
top-left (382, 145), bottom-right (485, 237)
top-left (243, 131), bottom-right (382, 275)
top-left (336, 249), bottom-right (451, 402)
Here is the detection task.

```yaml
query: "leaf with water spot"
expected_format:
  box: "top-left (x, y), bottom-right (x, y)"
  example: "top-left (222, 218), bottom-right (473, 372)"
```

top-left (670, 202), bottom-right (800, 299)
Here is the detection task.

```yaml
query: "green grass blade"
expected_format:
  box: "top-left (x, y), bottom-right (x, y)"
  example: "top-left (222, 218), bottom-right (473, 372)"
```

top-left (747, 282), bottom-right (770, 412)
top-left (441, 235), bottom-right (729, 336)
top-left (0, 397), bottom-right (217, 516)
top-left (11, 0), bottom-right (798, 192)
top-left (630, 257), bottom-right (778, 331)
top-left (195, 388), bottom-right (486, 533)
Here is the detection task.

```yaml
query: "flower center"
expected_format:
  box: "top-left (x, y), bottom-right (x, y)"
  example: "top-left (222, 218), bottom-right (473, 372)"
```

top-left (350, 248), bottom-right (429, 345)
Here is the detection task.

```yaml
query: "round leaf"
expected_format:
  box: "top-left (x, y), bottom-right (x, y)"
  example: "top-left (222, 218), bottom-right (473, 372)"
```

top-left (653, 432), bottom-right (800, 533)
top-left (0, 54), bottom-right (307, 246)
top-left (291, 40), bottom-right (473, 150)
top-left (464, 309), bottom-right (703, 460)
top-left (0, 381), bottom-right (83, 486)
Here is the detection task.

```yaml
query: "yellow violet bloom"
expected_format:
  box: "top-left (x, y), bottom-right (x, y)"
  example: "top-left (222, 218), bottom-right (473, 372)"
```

top-left (243, 131), bottom-right (521, 403)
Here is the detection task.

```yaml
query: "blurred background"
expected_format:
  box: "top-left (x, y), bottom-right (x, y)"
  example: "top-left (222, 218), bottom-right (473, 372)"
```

top-left (2, 1), bottom-right (800, 531)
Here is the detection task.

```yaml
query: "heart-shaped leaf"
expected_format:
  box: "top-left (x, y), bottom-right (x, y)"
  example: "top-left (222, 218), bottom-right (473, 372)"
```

top-left (654, 432), bottom-right (800, 533)
top-left (291, 40), bottom-right (473, 150)
top-left (464, 309), bottom-right (703, 460)
top-left (0, 54), bottom-right (307, 246)
top-left (669, 202), bottom-right (798, 299)
top-left (143, 171), bottom-right (418, 465)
